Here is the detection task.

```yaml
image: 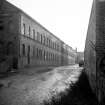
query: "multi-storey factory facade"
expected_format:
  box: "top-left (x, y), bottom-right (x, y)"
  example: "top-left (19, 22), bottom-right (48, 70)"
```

top-left (0, 0), bottom-right (77, 72)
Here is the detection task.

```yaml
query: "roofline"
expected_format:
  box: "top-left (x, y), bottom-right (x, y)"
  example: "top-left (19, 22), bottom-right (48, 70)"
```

top-left (6, 0), bottom-right (74, 49)
top-left (6, 0), bottom-right (61, 41)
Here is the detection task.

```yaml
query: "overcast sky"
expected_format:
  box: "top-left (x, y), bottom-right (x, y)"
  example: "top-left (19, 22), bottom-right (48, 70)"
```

top-left (7, 0), bottom-right (93, 52)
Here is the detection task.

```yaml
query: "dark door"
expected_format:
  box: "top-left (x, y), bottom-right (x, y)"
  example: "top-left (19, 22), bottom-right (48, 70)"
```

top-left (27, 45), bottom-right (30, 64)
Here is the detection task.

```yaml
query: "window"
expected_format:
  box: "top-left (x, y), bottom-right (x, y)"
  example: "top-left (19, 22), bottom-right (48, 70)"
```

top-left (45, 37), bottom-right (47, 45)
top-left (33, 29), bottom-right (35, 39)
top-left (52, 42), bottom-right (54, 49)
top-left (39, 49), bottom-right (41, 59)
top-left (36, 48), bottom-right (39, 58)
top-left (0, 26), bottom-right (4, 30)
top-left (23, 23), bottom-right (25, 35)
top-left (49, 39), bottom-right (51, 47)
top-left (42, 35), bottom-right (44, 44)
top-left (7, 42), bottom-right (13, 55)
top-left (54, 43), bottom-right (55, 49)
top-left (47, 38), bottom-right (49, 46)
top-left (58, 45), bottom-right (59, 51)
top-left (52, 54), bottom-right (54, 61)
top-left (46, 52), bottom-right (48, 60)
top-left (33, 46), bottom-right (35, 57)
top-left (43, 36), bottom-right (45, 44)
top-left (39, 34), bottom-right (41, 42)
top-left (48, 52), bottom-right (50, 61)
top-left (50, 53), bottom-right (52, 60)
top-left (51, 53), bottom-right (52, 60)
top-left (51, 40), bottom-right (52, 48)
top-left (54, 54), bottom-right (55, 61)
top-left (43, 51), bottom-right (46, 60)
top-left (55, 43), bottom-right (56, 50)
top-left (57, 44), bottom-right (59, 51)
top-left (49, 53), bottom-right (51, 61)
top-left (37, 32), bottom-right (40, 42)
top-left (22, 44), bottom-right (25, 56)
top-left (40, 49), bottom-right (42, 59)
top-left (0, 20), bottom-right (4, 31)
top-left (41, 34), bottom-right (42, 43)
top-left (55, 55), bottom-right (57, 61)
top-left (42, 34), bottom-right (45, 44)
top-left (29, 26), bottom-right (31, 36)
top-left (55, 43), bottom-right (57, 50)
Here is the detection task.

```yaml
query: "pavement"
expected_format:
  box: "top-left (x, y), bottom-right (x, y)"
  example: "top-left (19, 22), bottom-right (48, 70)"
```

top-left (0, 64), bottom-right (83, 105)
top-left (0, 66), bottom-right (54, 78)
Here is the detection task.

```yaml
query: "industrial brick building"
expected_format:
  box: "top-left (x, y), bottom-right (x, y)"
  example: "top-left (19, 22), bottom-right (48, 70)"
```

top-left (0, 0), bottom-right (77, 72)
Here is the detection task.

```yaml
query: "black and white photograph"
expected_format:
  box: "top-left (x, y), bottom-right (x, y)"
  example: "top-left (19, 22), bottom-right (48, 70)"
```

top-left (0, 0), bottom-right (104, 105)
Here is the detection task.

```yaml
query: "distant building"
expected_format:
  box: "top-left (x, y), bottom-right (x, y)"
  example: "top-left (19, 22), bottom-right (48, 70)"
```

top-left (76, 52), bottom-right (84, 63)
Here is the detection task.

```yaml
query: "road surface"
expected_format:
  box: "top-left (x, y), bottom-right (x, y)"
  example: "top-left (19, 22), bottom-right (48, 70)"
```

top-left (0, 65), bottom-right (95, 105)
